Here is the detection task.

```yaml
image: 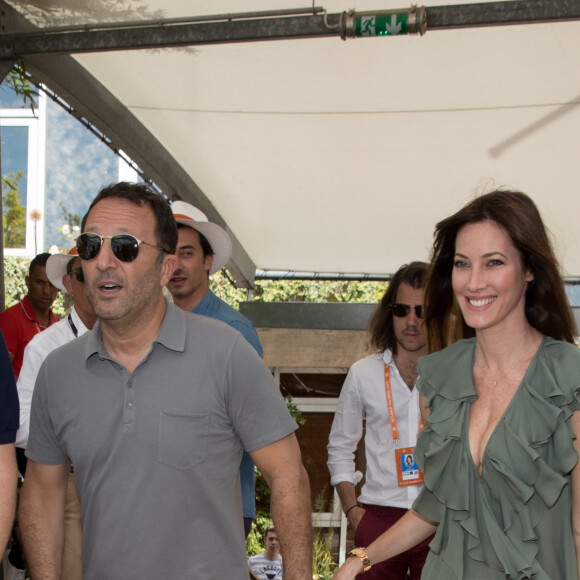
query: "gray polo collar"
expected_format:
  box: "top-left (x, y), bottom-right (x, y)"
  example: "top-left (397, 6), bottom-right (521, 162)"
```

top-left (84, 298), bottom-right (186, 363)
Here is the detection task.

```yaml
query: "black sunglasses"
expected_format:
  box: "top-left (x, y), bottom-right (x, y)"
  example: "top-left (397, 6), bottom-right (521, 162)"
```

top-left (76, 233), bottom-right (168, 263)
top-left (70, 267), bottom-right (85, 284)
top-left (391, 303), bottom-right (423, 319)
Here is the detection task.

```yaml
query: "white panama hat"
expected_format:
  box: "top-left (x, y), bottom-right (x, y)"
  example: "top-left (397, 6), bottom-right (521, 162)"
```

top-left (171, 201), bottom-right (232, 275)
top-left (46, 240), bottom-right (79, 294)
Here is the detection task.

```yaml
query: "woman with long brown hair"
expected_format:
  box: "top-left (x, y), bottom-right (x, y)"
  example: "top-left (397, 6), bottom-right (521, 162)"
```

top-left (333, 190), bottom-right (580, 579)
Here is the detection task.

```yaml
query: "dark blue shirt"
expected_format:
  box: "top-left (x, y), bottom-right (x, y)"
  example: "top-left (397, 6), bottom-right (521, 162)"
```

top-left (0, 332), bottom-right (19, 444)
top-left (193, 291), bottom-right (263, 357)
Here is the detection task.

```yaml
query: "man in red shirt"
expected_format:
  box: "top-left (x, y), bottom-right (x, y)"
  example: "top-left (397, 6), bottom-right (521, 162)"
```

top-left (0, 253), bottom-right (59, 378)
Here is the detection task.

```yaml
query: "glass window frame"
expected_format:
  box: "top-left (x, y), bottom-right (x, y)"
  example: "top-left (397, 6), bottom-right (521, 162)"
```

top-left (1, 91), bottom-right (47, 257)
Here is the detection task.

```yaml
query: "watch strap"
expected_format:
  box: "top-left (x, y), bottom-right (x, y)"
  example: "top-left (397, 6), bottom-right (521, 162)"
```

top-left (347, 547), bottom-right (372, 572)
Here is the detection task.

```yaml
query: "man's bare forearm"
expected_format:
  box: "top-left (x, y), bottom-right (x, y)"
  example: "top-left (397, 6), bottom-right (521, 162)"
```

top-left (269, 464), bottom-right (312, 580)
top-left (19, 461), bottom-right (68, 579)
top-left (252, 434), bottom-right (313, 580)
top-left (334, 481), bottom-right (365, 529)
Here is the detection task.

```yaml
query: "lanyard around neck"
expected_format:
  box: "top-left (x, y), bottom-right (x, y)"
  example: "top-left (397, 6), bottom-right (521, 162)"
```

top-left (384, 363), bottom-right (424, 445)
top-left (67, 313), bottom-right (79, 338)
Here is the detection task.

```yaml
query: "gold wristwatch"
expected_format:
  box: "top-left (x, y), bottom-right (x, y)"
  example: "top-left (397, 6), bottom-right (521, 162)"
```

top-left (347, 547), bottom-right (372, 572)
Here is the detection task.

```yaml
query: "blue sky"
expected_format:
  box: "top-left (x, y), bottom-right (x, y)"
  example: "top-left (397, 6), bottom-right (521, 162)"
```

top-left (1, 79), bottom-right (119, 250)
top-left (44, 97), bottom-right (118, 247)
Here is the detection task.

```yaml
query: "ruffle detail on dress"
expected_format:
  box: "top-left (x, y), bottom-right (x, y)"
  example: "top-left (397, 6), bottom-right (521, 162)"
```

top-left (413, 337), bottom-right (580, 580)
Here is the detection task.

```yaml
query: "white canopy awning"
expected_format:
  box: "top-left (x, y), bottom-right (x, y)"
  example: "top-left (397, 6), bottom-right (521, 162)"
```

top-left (2, 0), bottom-right (580, 286)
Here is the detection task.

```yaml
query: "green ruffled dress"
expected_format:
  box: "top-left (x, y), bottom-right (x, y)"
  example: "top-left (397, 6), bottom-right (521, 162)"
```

top-left (413, 337), bottom-right (580, 579)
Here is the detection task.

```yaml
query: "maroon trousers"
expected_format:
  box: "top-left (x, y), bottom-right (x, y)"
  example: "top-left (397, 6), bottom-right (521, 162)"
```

top-left (353, 504), bottom-right (431, 580)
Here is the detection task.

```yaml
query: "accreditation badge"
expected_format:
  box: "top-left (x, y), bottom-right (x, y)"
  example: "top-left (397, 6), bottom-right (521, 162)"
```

top-left (395, 446), bottom-right (424, 487)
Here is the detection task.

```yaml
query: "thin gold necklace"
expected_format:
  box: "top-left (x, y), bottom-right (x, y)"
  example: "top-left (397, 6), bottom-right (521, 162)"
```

top-left (475, 339), bottom-right (536, 386)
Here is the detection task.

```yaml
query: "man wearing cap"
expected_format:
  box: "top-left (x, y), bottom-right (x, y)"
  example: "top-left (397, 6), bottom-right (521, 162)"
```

top-left (0, 253), bottom-right (59, 378)
top-left (15, 246), bottom-right (97, 580)
top-left (167, 200), bottom-right (262, 537)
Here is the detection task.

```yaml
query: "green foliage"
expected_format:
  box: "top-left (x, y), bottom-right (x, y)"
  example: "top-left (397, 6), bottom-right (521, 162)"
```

top-left (312, 489), bottom-right (340, 577)
top-left (3, 257), bottom-right (65, 317)
top-left (312, 529), bottom-right (339, 579)
top-left (2, 171), bottom-right (26, 249)
top-left (5, 63), bottom-right (38, 112)
top-left (210, 270), bottom-right (387, 310)
top-left (286, 395), bottom-right (306, 426)
top-left (246, 512), bottom-right (273, 558)
top-left (253, 279), bottom-right (387, 304)
top-left (209, 270), bottom-right (247, 309)
top-left (4, 256), bottom-right (28, 308)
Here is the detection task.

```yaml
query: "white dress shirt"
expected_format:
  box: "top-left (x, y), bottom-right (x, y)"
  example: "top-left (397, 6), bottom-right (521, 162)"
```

top-left (327, 349), bottom-right (423, 509)
top-left (16, 307), bottom-right (89, 448)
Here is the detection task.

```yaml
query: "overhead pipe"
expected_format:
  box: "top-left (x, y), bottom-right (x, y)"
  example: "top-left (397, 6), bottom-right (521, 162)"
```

top-left (255, 270), bottom-right (392, 282)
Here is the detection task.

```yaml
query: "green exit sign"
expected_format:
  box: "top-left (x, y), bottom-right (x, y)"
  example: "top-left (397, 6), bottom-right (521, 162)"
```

top-left (355, 13), bottom-right (409, 36)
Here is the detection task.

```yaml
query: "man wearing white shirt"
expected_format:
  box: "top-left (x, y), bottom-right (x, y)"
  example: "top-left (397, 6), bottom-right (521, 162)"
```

top-left (16, 246), bottom-right (97, 580)
top-left (327, 262), bottom-right (430, 579)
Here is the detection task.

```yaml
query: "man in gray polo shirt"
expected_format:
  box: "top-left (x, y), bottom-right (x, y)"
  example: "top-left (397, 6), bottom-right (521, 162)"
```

top-left (19, 182), bottom-right (312, 580)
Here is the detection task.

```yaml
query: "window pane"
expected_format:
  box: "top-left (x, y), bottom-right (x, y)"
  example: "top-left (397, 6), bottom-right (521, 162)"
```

top-left (44, 98), bottom-right (118, 251)
top-left (1, 125), bottom-right (28, 248)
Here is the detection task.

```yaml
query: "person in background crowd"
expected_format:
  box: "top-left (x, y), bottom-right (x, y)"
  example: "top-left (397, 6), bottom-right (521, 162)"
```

top-left (167, 200), bottom-right (262, 537)
top-left (328, 262), bottom-right (430, 579)
top-left (248, 525), bottom-right (283, 580)
top-left (332, 190), bottom-right (580, 579)
top-left (19, 182), bottom-right (312, 580)
top-left (0, 252), bottom-right (59, 378)
top-left (0, 252), bottom-right (58, 580)
top-left (16, 244), bottom-right (97, 580)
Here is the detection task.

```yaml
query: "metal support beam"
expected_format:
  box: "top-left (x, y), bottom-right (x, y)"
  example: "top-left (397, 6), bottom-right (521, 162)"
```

top-left (0, 14), bottom-right (342, 57)
top-left (0, 59), bottom-right (14, 80)
top-left (427, 0), bottom-right (580, 29)
top-left (1, 1), bottom-right (580, 58)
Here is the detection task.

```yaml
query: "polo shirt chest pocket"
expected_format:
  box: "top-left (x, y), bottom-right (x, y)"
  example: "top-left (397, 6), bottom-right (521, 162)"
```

top-left (158, 410), bottom-right (208, 470)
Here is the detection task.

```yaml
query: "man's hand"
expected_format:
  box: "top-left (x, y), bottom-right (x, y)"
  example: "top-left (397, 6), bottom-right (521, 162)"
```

top-left (347, 505), bottom-right (365, 530)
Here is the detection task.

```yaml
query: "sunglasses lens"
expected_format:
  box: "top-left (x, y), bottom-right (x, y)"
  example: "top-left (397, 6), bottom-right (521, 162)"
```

top-left (76, 234), bottom-right (102, 261)
top-left (391, 304), bottom-right (410, 318)
top-left (111, 235), bottom-right (140, 262)
top-left (391, 304), bottom-right (423, 318)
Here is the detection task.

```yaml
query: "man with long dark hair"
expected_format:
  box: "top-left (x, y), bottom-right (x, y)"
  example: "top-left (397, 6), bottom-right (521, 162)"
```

top-left (328, 262), bottom-right (430, 579)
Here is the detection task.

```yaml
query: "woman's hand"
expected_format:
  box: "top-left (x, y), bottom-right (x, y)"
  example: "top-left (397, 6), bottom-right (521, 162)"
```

top-left (331, 553), bottom-right (363, 579)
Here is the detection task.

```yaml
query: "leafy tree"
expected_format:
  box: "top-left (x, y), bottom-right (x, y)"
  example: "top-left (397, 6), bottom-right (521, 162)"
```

top-left (4, 63), bottom-right (38, 112)
top-left (2, 171), bottom-right (26, 248)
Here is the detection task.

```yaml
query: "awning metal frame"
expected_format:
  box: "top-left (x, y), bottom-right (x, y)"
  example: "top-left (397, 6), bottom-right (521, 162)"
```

top-left (1, 1), bottom-right (580, 57)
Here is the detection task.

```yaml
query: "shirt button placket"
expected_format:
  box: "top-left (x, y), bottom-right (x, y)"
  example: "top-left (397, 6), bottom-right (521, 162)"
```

top-left (124, 379), bottom-right (135, 424)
